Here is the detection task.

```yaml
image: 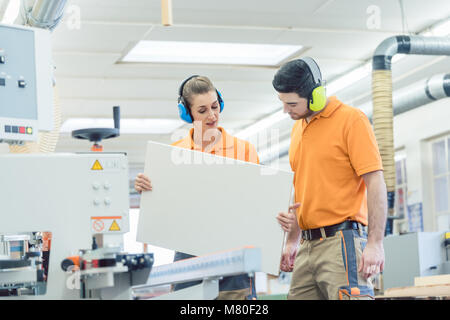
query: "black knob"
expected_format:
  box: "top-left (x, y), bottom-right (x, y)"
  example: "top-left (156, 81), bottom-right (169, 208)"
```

top-left (92, 237), bottom-right (98, 250)
top-left (113, 106), bottom-right (120, 129)
top-left (61, 259), bottom-right (75, 272)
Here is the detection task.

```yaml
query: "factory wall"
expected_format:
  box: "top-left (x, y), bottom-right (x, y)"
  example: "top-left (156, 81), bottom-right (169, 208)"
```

top-left (394, 97), bottom-right (450, 233)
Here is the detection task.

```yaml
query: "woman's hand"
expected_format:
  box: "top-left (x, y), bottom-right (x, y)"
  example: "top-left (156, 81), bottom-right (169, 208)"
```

top-left (134, 173), bottom-right (153, 193)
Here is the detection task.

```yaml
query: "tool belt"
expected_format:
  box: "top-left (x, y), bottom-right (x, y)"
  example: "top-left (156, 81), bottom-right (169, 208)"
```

top-left (301, 220), bottom-right (361, 241)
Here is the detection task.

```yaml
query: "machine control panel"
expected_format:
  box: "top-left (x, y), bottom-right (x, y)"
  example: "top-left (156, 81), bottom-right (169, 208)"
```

top-left (0, 24), bottom-right (52, 143)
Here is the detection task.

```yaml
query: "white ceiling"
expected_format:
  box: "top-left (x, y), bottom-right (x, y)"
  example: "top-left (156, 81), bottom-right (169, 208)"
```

top-left (44, 0), bottom-right (450, 167)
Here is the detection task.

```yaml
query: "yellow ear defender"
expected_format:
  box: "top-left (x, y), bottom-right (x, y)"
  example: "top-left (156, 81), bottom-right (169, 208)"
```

top-left (301, 57), bottom-right (327, 112)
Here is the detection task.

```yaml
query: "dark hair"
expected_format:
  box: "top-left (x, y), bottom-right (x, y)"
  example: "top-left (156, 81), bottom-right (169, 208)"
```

top-left (272, 59), bottom-right (316, 99)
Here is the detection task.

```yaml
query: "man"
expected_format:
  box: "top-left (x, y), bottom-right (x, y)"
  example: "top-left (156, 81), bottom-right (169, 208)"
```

top-left (274, 57), bottom-right (387, 300)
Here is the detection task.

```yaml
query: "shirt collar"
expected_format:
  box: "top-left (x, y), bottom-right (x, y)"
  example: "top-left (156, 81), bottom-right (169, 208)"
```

top-left (186, 127), bottom-right (234, 152)
top-left (303, 96), bottom-right (342, 127)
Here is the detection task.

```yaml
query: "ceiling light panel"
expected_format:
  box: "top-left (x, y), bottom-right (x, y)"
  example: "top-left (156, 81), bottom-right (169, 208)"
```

top-left (122, 40), bottom-right (303, 66)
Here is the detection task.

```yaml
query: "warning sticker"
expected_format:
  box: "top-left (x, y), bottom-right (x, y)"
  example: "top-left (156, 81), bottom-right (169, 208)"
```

top-left (91, 216), bottom-right (122, 233)
top-left (91, 160), bottom-right (103, 170)
top-left (92, 219), bottom-right (105, 232)
top-left (109, 220), bottom-right (121, 231)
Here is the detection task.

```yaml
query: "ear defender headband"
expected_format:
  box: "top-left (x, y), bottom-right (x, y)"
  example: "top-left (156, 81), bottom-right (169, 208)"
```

top-left (301, 57), bottom-right (327, 112)
top-left (177, 75), bottom-right (225, 123)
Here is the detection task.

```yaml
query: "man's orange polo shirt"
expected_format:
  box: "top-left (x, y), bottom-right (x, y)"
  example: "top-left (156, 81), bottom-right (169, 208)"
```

top-left (172, 127), bottom-right (259, 164)
top-left (289, 96), bottom-right (383, 230)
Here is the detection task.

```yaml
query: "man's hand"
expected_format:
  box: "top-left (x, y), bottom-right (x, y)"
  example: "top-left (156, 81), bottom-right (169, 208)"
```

top-left (361, 170), bottom-right (387, 279)
top-left (134, 173), bottom-right (153, 193)
top-left (276, 203), bottom-right (301, 232)
top-left (280, 240), bottom-right (298, 272)
top-left (358, 241), bottom-right (384, 279)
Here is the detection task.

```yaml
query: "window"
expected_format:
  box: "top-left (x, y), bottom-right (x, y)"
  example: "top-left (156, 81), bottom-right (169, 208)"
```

top-left (431, 135), bottom-right (450, 231)
top-left (393, 153), bottom-right (414, 234)
top-left (395, 156), bottom-right (407, 219)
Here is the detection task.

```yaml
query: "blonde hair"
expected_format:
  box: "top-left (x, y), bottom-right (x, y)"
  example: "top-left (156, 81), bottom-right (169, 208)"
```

top-left (181, 76), bottom-right (216, 107)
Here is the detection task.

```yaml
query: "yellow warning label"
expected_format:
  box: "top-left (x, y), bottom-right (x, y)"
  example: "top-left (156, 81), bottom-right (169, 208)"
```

top-left (91, 160), bottom-right (103, 170)
top-left (109, 220), bottom-right (120, 231)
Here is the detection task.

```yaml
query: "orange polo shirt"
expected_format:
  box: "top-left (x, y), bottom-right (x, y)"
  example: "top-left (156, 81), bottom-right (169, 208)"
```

top-left (172, 127), bottom-right (259, 164)
top-left (289, 96), bottom-right (383, 230)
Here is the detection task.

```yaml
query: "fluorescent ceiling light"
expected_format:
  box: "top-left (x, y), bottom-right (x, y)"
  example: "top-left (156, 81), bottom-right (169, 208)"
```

top-left (122, 41), bottom-right (303, 66)
top-left (235, 110), bottom-right (288, 140)
top-left (2, 0), bottom-right (20, 24)
top-left (60, 118), bottom-right (185, 134)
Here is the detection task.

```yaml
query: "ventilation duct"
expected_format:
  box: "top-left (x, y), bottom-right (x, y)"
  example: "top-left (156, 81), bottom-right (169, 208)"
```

top-left (355, 73), bottom-right (450, 121)
top-left (372, 35), bottom-right (450, 235)
top-left (392, 73), bottom-right (450, 116)
top-left (26, 0), bottom-right (67, 30)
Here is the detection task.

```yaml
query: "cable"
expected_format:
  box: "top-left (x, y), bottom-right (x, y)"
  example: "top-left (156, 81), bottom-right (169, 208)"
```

top-left (398, 0), bottom-right (411, 35)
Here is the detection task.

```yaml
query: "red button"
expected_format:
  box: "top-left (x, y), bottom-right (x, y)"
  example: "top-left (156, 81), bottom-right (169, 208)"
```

top-left (19, 126), bottom-right (25, 134)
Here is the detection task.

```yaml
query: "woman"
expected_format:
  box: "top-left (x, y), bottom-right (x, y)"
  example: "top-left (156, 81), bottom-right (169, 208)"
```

top-left (135, 75), bottom-right (259, 300)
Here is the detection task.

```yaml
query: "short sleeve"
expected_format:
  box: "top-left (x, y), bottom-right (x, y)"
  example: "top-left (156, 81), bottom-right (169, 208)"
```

top-left (247, 142), bottom-right (260, 164)
top-left (347, 113), bottom-right (383, 176)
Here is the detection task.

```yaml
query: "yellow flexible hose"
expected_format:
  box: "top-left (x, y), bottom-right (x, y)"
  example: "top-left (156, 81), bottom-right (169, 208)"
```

top-left (372, 70), bottom-right (396, 215)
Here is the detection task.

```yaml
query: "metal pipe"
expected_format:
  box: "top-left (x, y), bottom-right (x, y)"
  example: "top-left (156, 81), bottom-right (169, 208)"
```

top-left (28, 0), bottom-right (67, 30)
top-left (372, 35), bottom-right (450, 235)
top-left (359, 73), bottom-right (450, 121)
top-left (391, 73), bottom-right (449, 117)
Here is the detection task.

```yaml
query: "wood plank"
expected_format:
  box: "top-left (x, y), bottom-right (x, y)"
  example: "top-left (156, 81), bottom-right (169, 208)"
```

top-left (414, 274), bottom-right (450, 287)
top-left (382, 284), bottom-right (450, 298)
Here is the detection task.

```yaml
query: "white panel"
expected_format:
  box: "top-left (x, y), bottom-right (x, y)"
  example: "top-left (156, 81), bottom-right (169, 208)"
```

top-left (137, 141), bottom-right (293, 275)
top-left (34, 27), bottom-right (54, 131)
